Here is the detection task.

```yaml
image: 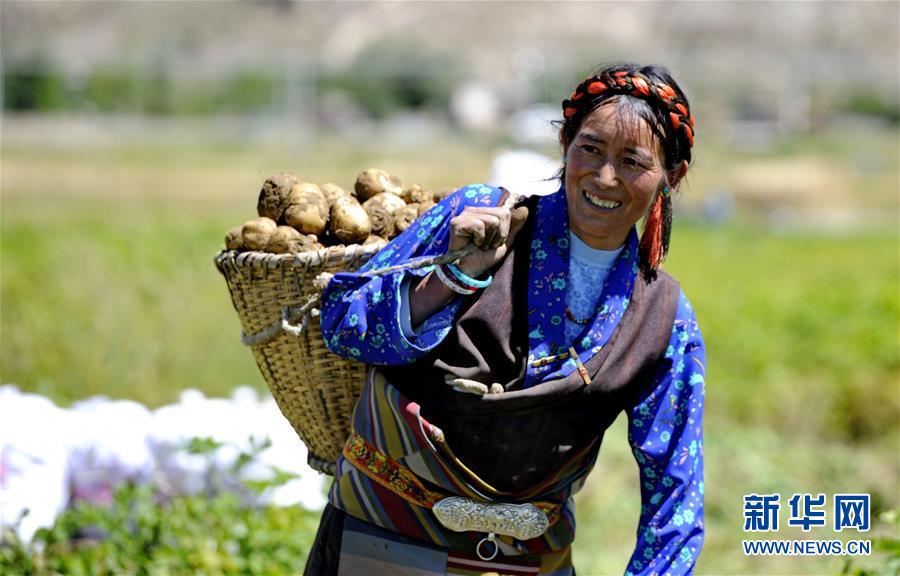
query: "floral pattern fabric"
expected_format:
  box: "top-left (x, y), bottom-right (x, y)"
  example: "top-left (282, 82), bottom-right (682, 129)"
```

top-left (626, 292), bottom-right (705, 575)
top-left (522, 190), bottom-right (638, 388)
top-left (320, 184), bottom-right (705, 575)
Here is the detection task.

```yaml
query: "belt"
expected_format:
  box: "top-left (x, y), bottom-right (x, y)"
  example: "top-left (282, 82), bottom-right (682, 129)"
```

top-left (343, 432), bottom-right (562, 560)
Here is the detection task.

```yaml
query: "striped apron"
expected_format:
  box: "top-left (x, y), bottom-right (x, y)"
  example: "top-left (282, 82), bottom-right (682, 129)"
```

top-left (315, 369), bottom-right (602, 574)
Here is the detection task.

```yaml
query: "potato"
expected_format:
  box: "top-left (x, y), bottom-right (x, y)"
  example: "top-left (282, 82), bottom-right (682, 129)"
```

top-left (283, 183), bottom-right (329, 235)
top-left (401, 184), bottom-right (433, 205)
top-left (392, 204), bottom-right (419, 235)
top-left (434, 188), bottom-right (453, 203)
top-left (362, 235), bottom-right (389, 250)
top-left (305, 234), bottom-right (326, 251)
top-left (330, 195), bottom-right (371, 244)
top-left (319, 182), bottom-right (353, 209)
top-left (273, 230), bottom-right (324, 253)
top-left (355, 168), bottom-right (402, 202)
top-left (362, 192), bottom-right (406, 238)
top-left (288, 235), bottom-right (324, 254)
top-left (224, 225), bottom-right (243, 250)
top-left (241, 217), bottom-right (277, 251)
top-left (416, 200), bottom-right (436, 216)
top-left (266, 225), bottom-right (302, 254)
top-left (257, 173), bottom-right (299, 221)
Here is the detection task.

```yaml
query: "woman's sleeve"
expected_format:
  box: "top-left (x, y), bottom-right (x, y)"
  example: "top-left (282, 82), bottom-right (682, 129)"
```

top-left (625, 290), bottom-right (705, 576)
top-left (320, 184), bottom-right (504, 365)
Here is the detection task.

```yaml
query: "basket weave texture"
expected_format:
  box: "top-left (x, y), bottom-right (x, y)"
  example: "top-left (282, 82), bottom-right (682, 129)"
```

top-left (214, 244), bottom-right (382, 475)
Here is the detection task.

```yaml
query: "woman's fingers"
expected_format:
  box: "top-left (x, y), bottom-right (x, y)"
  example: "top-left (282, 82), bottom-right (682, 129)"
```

top-left (454, 208), bottom-right (510, 249)
top-left (451, 214), bottom-right (484, 248)
top-left (490, 210), bottom-right (510, 248)
top-left (505, 206), bottom-right (530, 245)
top-left (449, 203), bottom-right (531, 278)
top-left (467, 208), bottom-right (508, 248)
top-left (467, 218), bottom-right (487, 246)
top-left (480, 213), bottom-right (503, 248)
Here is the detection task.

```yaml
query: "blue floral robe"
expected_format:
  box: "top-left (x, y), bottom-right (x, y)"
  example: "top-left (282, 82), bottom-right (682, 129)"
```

top-left (321, 184), bottom-right (705, 575)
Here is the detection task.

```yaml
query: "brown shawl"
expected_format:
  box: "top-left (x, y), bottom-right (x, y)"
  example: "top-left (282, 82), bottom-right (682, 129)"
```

top-left (382, 196), bottom-right (680, 493)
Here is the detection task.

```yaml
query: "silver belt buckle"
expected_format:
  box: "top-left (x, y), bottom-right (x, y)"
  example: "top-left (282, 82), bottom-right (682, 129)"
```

top-left (432, 496), bottom-right (550, 547)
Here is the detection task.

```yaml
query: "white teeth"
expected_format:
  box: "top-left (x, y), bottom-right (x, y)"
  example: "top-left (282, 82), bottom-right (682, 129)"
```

top-left (584, 192), bottom-right (621, 209)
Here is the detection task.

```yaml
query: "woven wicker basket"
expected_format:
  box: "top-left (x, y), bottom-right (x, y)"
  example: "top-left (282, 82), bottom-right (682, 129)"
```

top-left (214, 244), bottom-right (382, 475)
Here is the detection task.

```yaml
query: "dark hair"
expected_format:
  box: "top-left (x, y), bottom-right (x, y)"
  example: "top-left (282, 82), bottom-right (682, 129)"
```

top-left (557, 63), bottom-right (694, 175)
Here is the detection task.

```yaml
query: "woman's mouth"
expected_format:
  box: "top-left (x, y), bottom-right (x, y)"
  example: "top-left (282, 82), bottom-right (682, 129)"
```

top-left (583, 191), bottom-right (622, 210)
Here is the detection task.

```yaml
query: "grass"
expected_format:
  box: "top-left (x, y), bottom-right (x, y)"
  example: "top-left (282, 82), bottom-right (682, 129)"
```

top-left (670, 225), bottom-right (899, 443)
top-left (1, 127), bottom-right (898, 574)
top-left (574, 416), bottom-right (900, 575)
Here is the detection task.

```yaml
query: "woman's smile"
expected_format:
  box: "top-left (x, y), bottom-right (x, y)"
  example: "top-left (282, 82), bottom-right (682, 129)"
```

top-left (582, 190), bottom-right (622, 210)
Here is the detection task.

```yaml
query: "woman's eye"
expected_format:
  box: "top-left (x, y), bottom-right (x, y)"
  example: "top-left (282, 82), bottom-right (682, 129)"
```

top-left (579, 144), bottom-right (600, 154)
top-left (623, 158), bottom-right (645, 168)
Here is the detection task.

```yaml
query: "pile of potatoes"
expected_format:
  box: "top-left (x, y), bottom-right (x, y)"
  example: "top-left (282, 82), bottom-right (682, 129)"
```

top-left (224, 169), bottom-right (452, 254)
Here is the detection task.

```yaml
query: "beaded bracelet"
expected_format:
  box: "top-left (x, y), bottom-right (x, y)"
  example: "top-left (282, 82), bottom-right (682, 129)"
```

top-left (445, 262), bottom-right (493, 290)
top-left (434, 264), bottom-right (476, 295)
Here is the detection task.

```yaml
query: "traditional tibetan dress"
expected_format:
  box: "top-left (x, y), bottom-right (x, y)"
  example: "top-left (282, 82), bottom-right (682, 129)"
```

top-left (313, 185), bottom-right (706, 575)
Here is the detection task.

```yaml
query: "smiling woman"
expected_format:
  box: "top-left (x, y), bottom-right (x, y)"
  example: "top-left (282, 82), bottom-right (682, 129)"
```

top-left (310, 63), bottom-right (704, 576)
top-left (559, 65), bottom-right (694, 277)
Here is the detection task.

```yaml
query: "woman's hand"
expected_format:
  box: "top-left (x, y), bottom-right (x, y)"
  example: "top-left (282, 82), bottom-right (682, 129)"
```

top-left (449, 205), bottom-right (530, 278)
top-left (408, 204), bottom-right (528, 328)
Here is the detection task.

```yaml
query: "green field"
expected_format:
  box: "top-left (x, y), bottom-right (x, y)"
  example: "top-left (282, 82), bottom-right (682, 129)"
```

top-left (1, 130), bottom-right (898, 574)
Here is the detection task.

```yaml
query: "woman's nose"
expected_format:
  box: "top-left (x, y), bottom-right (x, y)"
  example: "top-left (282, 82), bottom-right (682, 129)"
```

top-left (594, 161), bottom-right (618, 188)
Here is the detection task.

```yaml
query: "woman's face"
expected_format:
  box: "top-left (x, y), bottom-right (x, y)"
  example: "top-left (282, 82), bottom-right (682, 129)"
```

top-left (564, 102), bottom-right (668, 250)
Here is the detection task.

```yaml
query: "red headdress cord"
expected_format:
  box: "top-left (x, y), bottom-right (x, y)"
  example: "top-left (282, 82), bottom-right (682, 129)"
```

top-left (639, 184), bottom-right (672, 280)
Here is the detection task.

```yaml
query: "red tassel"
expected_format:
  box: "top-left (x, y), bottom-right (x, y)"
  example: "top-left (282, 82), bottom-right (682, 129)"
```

top-left (640, 194), bottom-right (664, 273)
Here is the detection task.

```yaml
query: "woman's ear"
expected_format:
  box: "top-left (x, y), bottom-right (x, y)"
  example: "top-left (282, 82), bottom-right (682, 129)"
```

top-left (668, 160), bottom-right (689, 189)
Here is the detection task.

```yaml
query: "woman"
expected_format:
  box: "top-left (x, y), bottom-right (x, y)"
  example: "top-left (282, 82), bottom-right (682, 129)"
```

top-left (309, 63), bottom-right (704, 575)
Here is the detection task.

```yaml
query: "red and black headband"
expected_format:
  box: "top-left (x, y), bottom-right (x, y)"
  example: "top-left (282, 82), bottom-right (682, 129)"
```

top-left (562, 69), bottom-right (695, 148)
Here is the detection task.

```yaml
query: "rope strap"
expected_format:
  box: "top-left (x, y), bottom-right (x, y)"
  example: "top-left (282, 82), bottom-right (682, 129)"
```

top-left (240, 299), bottom-right (321, 347)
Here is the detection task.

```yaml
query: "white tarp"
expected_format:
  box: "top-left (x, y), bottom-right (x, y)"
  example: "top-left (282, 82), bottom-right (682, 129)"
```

top-left (0, 385), bottom-right (326, 543)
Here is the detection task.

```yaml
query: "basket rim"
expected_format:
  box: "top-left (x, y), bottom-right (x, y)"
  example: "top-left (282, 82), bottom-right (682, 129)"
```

top-left (214, 242), bottom-right (383, 271)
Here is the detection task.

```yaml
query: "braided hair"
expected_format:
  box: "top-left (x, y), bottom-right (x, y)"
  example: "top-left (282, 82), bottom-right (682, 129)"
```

top-left (558, 64), bottom-right (695, 280)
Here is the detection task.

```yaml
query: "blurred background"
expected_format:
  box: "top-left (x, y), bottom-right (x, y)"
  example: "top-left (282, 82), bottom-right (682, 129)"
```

top-left (1, 1), bottom-right (898, 574)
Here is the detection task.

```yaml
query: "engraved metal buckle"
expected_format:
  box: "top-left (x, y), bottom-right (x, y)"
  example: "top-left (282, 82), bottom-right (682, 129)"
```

top-left (432, 496), bottom-right (550, 542)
